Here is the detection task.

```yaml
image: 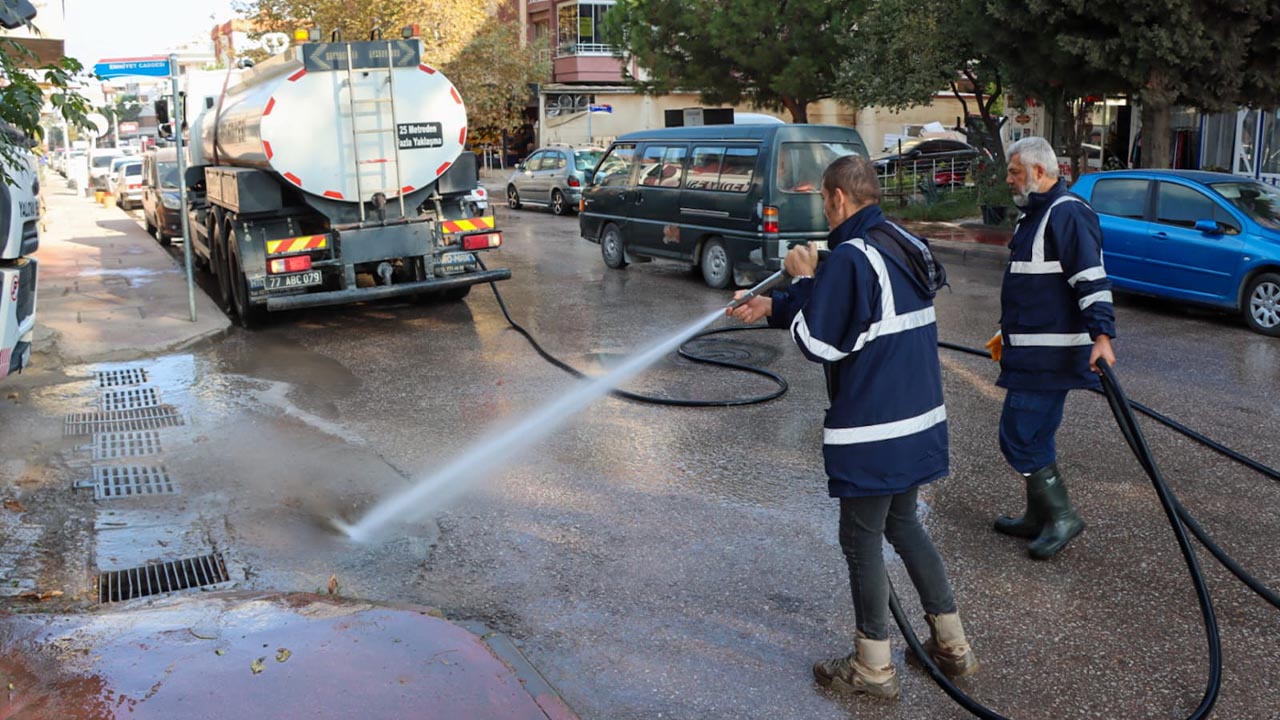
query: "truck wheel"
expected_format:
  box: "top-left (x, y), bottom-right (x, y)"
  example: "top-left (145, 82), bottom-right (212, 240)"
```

top-left (551, 189), bottom-right (568, 216)
top-left (227, 230), bottom-right (265, 328)
top-left (700, 238), bottom-right (733, 289)
top-left (212, 221), bottom-right (232, 309)
top-left (601, 223), bottom-right (628, 269)
top-left (1243, 272), bottom-right (1280, 336)
top-left (507, 185), bottom-right (521, 209)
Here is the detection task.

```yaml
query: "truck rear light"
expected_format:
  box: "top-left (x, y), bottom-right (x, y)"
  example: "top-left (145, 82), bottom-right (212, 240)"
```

top-left (268, 255), bottom-right (313, 274)
top-left (461, 232), bottom-right (502, 251)
top-left (567, 176), bottom-right (580, 187)
top-left (128, 183), bottom-right (142, 190)
top-left (763, 206), bottom-right (780, 234)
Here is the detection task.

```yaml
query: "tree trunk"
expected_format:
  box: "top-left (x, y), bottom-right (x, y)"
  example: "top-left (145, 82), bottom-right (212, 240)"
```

top-left (1140, 102), bottom-right (1172, 169)
top-left (781, 95), bottom-right (808, 123)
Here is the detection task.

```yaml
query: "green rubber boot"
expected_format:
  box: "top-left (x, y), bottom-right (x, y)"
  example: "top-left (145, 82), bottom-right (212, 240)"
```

top-left (992, 466), bottom-right (1051, 539)
top-left (1027, 464), bottom-right (1085, 560)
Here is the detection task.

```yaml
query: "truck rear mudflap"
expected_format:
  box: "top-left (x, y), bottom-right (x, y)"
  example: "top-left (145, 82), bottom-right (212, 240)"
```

top-left (264, 268), bottom-right (510, 311)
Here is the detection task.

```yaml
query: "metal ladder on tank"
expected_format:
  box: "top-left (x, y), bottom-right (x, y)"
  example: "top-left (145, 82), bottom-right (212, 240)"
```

top-left (344, 41), bottom-right (408, 223)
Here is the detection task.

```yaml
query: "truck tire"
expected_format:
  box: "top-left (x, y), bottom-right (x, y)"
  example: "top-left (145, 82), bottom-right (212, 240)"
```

top-left (227, 229), bottom-right (266, 328)
top-left (212, 220), bottom-right (232, 310)
top-left (1243, 271), bottom-right (1280, 336)
top-left (601, 223), bottom-right (627, 269)
top-left (700, 238), bottom-right (733, 289)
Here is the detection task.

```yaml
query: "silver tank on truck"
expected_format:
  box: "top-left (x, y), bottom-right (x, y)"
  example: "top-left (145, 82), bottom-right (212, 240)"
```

top-left (194, 38), bottom-right (468, 204)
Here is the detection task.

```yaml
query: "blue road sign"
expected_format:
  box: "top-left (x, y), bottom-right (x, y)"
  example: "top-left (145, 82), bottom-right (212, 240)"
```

top-left (588, 104), bottom-right (613, 114)
top-left (93, 57), bottom-right (171, 79)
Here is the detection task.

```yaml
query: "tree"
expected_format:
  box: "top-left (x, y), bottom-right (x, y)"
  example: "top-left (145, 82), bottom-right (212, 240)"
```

top-left (602, 0), bottom-right (863, 123)
top-left (835, 0), bottom-right (1008, 161)
top-left (441, 20), bottom-right (550, 143)
top-left (234, 0), bottom-right (491, 66)
top-left (979, 0), bottom-right (1268, 169)
top-left (0, 32), bottom-right (90, 183)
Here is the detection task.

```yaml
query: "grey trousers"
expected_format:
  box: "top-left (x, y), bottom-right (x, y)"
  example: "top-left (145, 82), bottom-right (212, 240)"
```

top-left (838, 488), bottom-right (957, 641)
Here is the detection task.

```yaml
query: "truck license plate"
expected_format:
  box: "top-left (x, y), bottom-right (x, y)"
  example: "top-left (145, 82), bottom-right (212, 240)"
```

top-left (266, 270), bottom-right (322, 290)
top-left (440, 252), bottom-right (476, 266)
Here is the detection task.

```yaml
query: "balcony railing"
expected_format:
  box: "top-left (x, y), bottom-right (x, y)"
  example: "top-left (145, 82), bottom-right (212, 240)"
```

top-left (556, 42), bottom-right (614, 57)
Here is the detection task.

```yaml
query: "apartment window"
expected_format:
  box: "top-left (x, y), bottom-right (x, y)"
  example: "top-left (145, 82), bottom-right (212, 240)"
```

top-left (557, 0), bottom-right (615, 56)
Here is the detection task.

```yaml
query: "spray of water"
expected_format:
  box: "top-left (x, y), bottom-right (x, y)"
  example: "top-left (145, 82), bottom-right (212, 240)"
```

top-left (339, 308), bottom-right (729, 543)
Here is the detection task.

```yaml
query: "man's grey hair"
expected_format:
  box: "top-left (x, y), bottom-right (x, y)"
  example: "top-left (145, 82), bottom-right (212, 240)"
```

top-left (1008, 136), bottom-right (1059, 179)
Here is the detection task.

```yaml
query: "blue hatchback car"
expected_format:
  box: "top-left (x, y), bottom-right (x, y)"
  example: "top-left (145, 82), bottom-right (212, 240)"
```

top-left (1069, 170), bottom-right (1280, 336)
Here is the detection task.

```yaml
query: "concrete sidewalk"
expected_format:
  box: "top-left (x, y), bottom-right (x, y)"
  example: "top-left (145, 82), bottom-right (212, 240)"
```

top-left (32, 177), bottom-right (230, 366)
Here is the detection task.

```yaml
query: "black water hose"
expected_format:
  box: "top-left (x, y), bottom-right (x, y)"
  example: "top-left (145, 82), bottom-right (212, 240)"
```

top-left (477, 261), bottom-right (787, 406)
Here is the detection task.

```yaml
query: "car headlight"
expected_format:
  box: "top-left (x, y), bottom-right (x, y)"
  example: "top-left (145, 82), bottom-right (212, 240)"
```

top-left (161, 193), bottom-right (181, 210)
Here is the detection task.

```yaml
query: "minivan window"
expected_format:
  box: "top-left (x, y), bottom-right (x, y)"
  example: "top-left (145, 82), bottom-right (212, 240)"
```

top-left (685, 146), bottom-right (758, 193)
top-left (595, 144), bottom-right (636, 186)
top-left (157, 162), bottom-right (180, 188)
top-left (551, 152), bottom-right (567, 171)
top-left (777, 142), bottom-right (863, 193)
top-left (659, 147), bottom-right (686, 188)
top-left (574, 150), bottom-right (602, 171)
top-left (124, 164), bottom-right (142, 176)
top-left (639, 146), bottom-right (687, 188)
top-left (1090, 178), bottom-right (1148, 219)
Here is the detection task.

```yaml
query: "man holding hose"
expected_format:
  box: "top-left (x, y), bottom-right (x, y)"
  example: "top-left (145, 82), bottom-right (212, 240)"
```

top-left (728, 155), bottom-right (977, 699)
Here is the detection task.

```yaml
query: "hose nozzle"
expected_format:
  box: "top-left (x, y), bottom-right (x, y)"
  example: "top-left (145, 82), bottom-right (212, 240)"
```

top-left (726, 269), bottom-right (791, 311)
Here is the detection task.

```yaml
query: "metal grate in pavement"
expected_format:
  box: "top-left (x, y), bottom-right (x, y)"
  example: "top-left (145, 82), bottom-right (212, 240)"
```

top-left (64, 406), bottom-right (185, 436)
top-left (97, 553), bottom-right (230, 604)
top-left (91, 430), bottom-right (164, 460)
top-left (89, 464), bottom-right (175, 500)
top-left (95, 368), bottom-right (149, 388)
top-left (100, 387), bottom-right (161, 412)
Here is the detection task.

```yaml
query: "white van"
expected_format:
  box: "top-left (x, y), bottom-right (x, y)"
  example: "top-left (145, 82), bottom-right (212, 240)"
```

top-left (0, 145), bottom-right (39, 380)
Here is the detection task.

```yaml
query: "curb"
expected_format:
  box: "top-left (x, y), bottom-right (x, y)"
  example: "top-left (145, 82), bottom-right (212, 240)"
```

top-left (458, 620), bottom-right (580, 720)
top-left (929, 239), bottom-right (1008, 271)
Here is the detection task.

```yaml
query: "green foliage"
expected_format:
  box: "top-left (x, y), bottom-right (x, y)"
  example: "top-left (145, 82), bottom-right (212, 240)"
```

top-left (887, 188), bottom-right (980, 223)
top-left (0, 35), bottom-right (91, 184)
top-left (971, 156), bottom-right (1012, 208)
top-left (603, 0), bottom-right (863, 122)
top-left (441, 20), bottom-right (550, 142)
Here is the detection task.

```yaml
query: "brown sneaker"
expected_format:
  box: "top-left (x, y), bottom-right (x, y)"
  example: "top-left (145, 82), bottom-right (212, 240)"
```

top-left (812, 635), bottom-right (900, 699)
top-left (906, 612), bottom-right (979, 678)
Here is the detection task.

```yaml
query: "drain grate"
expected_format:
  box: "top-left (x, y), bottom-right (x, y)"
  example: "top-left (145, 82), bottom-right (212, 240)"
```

top-left (97, 553), bottom-right (230, 603)
top-left (64, 406), bottom-right (185, 436)
top-left (95, 368), bottom-right (149, 388)
top-left (92, 430), bottom-right (164, 460)
top-left (89, 464), bottom-right (175, 499)
top-left (100, 387), bottom-right (162, 412)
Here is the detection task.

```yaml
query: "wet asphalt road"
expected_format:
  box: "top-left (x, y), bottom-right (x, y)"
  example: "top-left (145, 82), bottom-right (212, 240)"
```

top-left (81, 205), bottom-right (1280, 717)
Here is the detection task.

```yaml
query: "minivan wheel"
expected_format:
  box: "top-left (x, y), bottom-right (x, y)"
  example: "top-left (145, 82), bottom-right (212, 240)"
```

top-left (1244, 272), bottom-right (1280, 336)
top-left (507, 185), bottom-right (522, 209)
top-left (700, 238), bottom-right (733, 289)
top-left (551, 189), bottom-right (567, 216)
top-left (601, 224), bottom-right (628, 269)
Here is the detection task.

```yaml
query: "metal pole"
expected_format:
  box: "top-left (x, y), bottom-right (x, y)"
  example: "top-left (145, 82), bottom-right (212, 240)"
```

top-left (586, 107), bottom-right (592, 145)
top-left (170, 55), bottom-right (197, 323)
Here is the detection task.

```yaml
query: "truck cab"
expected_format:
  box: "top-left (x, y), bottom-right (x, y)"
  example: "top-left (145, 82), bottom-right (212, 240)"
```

top-left (0, 145), bottom-right (40, 380)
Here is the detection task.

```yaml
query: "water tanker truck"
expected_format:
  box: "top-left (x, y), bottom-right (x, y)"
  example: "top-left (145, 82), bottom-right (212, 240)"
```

top-left (182, 35), bottom-right (507, 325)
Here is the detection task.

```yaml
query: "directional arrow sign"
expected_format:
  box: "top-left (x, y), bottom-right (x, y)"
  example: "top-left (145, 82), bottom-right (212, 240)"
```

top-left (391, 39), bottom-right (418, 67)
top-left (94, 56), bottom-right (170, 79)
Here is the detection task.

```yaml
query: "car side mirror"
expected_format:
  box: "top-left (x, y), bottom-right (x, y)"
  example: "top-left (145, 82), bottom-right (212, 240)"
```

top-left (517, 162), bottom-right (526, 172)
top-left (1194, 219), bottom-right (1222, 234)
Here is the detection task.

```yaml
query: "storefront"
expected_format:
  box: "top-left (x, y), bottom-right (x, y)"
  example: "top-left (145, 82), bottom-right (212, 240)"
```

top-left (1201, 108), bottom-right (1280, 186)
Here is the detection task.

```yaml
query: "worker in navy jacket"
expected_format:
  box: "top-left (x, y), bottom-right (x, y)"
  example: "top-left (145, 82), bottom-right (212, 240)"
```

top-left (729, 156), bottom-right (977, 700)
top-left (986, 136), bottom-right (1117, 560)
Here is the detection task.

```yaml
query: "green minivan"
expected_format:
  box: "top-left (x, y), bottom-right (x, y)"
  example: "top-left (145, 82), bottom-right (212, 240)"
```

top-left (578, 124), bottom-right (869, 288)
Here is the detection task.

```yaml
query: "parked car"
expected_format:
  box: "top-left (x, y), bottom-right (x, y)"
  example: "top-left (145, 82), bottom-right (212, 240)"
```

top-left (506, 145), bottom-right (604, 216)
top-left (105, 156), bottom-right (135, 195)
top-left (1070, 169), bottom-right (1280, 336)
top-left (579, 124), bottom-right (868, 288)
top-left (87, 148), bottom-right (124, 191)
top-left (112, 160), bottom-right (144, 209)
top-left (874, 138), bottom-right (983, 185)
top-left (141, 148), bottom-right (182, 245)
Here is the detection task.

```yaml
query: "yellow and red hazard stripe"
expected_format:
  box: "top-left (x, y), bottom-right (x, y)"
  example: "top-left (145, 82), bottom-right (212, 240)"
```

top-left (266, 234), bottom-right (329, 256)
top-left (439, 216), bottom-right (495, 235)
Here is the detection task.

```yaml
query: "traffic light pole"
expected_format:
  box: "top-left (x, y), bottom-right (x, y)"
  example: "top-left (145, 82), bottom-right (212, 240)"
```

top-left (169, 54), bottom-right (197, 323)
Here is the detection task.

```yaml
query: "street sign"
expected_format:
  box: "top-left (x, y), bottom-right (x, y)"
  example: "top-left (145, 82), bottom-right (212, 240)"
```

top-left (588, 104), bottom-right (612, 114)
top-left (119, 121), bottom-right (139, 134)
top-left (94, 56), bottom-right (170, 79)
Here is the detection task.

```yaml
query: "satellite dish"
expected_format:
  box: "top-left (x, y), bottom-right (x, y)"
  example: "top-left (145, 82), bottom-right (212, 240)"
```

top-left (85, 113), bottom-right (109, 138)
